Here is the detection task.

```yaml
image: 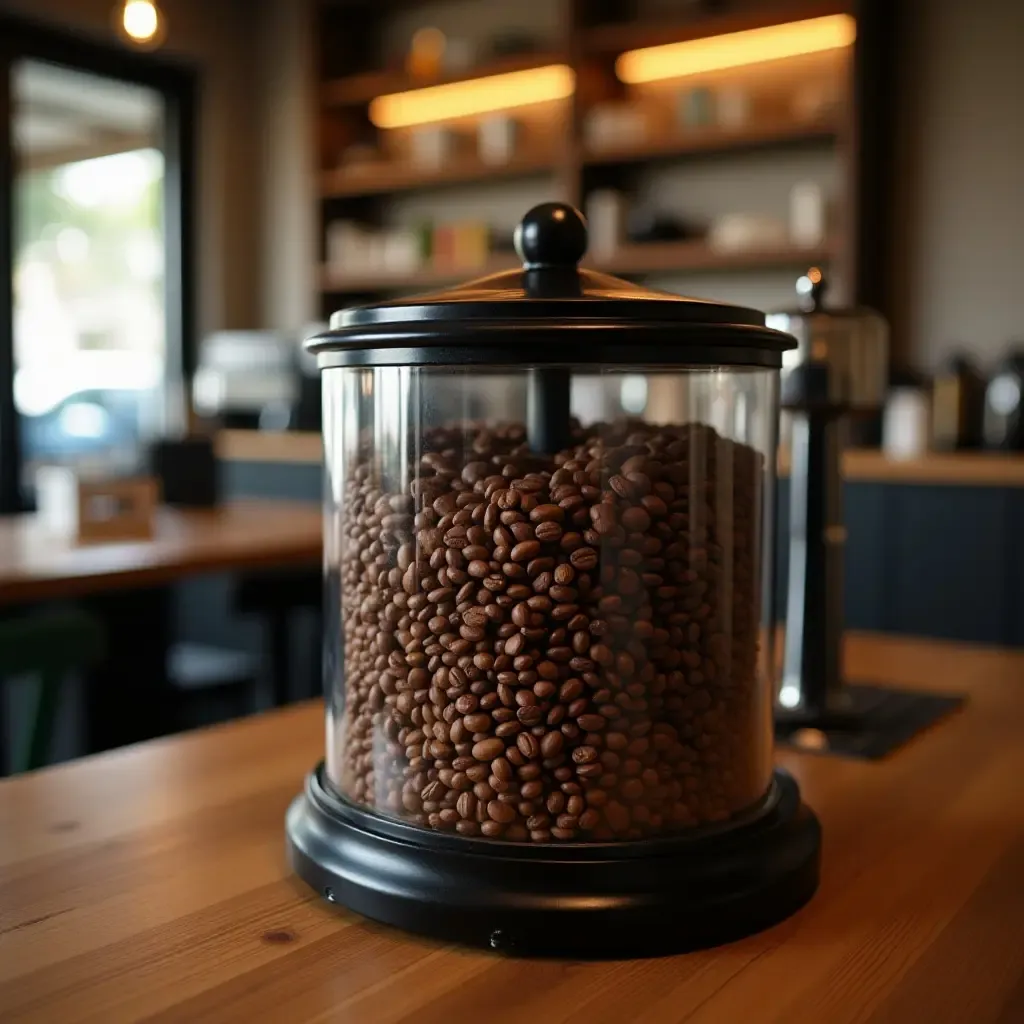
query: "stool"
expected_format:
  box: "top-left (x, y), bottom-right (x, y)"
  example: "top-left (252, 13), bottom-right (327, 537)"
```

top-left (232, 568), bottom-right (321, 706)
top-left (168, 643), bottom-right (260, 731)
top-left (0, 609), bottom-right (105, 774)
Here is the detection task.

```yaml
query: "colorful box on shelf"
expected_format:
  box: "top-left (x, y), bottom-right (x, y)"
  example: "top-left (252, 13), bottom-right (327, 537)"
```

top-left (431, 221), bottom-right (491, 271)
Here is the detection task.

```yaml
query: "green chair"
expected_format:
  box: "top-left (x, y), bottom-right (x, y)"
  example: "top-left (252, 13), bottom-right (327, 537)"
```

top-left (0, 609), bottom-right (105, 775)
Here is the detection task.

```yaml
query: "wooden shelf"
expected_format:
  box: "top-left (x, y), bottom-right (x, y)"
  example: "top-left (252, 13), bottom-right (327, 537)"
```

top-left (582, 118), bottom-right (838, 167)
top-left (582, 0), bottom-right (848, 55)
top-left (320, 256), bottom-right (518, 296)
top-left (591, 239), bottom-right (835, 276)
top-left (320, 149), bottom-right (556, 199)
top-left (320, 240), bottom-right (834, 296)
top-left (320, 119), bottom-right (832, 200)
top-left (322, 52), bottom-right (567, 108)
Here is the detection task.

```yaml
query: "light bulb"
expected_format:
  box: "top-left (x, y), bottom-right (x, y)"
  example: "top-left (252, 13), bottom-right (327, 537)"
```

top-left (119, 0), bottom-right (164, 46)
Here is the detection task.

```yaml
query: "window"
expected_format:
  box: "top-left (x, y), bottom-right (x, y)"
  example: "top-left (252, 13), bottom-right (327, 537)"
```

top-left (0, 15), bottom-right (195, 512)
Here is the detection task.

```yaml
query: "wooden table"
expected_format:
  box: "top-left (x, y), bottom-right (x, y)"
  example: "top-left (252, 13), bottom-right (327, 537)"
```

top-left (0, 499), bottom-right (323, 606)
top-left (0, 498), bottom-right (322, 758)
top-left (2, 633), bottom-right (1023, 1023)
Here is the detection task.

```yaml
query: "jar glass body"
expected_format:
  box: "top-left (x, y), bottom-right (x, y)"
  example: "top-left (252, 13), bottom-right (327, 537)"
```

top-left (323, 363), bottom-right (780, 843)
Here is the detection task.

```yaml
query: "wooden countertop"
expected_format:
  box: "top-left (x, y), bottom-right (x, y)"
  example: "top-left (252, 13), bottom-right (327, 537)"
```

top-left (217, 429), bottom-right (1024, 487)
top-left (0, 498), bottom-right (321, 606)
top-left (3, 633), bottom-right (1023, 1023)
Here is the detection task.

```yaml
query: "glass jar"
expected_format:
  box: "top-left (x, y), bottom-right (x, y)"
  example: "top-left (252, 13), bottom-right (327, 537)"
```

top-left (289, 203), bottom-right (820, 957)
top-left (322, 365), bottom-right (780, 841)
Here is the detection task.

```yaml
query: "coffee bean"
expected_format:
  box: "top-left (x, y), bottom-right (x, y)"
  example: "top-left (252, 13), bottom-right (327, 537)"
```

top-left (510, 539), bottom-right (540, 562)
top-left (504, 632), bottom-right (526, 657)
top-left (472, 738), bottom-right (505, 761)
top-left (517, 705), bottom-right (543, 727)
top-left (570, 546), bottom-right (598, 570)
top-left (336, 421), bottom-right (764, 842)
top-left (487, 799), bottom-right (517, 825)
top-left (572, 745), bottom-right (599, 765)
top-left (540, 731), bottom-right (564, 758)
top-left (529, 504), bottom-right (564, 523)
top-left (621, 506), bottom-right (652, 532)
top-left (535, 521), bottom-right (563, 543)
top-left (517, 732), bottom-right (540, 759)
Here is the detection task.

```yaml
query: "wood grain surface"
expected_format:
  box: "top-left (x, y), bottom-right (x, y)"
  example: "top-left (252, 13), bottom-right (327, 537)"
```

top-left (2, 633), bottom-right (1023, 1023)
top-left (0, 499), bottom-right (322, 606)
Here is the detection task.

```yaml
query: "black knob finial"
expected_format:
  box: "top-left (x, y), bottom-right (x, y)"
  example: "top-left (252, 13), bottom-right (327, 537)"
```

top-left (514, 202), bottom-right (588, 270)
top-left (796, 267), bottom-right (828, 312)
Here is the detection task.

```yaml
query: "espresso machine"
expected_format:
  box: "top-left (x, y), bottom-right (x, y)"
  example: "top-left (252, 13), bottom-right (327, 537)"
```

top-left (767, 269), bottom-right (963, 758)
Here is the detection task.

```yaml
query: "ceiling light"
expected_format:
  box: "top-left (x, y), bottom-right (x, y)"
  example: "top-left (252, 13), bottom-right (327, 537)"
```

top-left (115, 0), bottom-right (166, 49)
top-left (369, 65), bottom-right (575, 129)
top-left (616, 15), bottom-right (856, 85)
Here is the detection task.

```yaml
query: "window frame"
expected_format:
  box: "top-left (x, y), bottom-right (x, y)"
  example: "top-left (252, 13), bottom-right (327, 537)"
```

top-left (0, 13), bottom-right (197, 513)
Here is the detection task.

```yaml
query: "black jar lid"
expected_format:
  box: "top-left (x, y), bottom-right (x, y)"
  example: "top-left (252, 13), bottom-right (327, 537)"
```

top-left (309, 202), bottom-right (796, 369)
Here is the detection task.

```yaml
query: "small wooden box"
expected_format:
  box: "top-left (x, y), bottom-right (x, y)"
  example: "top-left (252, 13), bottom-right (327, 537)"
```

top-left (35, 468), bottom-right (159, 543)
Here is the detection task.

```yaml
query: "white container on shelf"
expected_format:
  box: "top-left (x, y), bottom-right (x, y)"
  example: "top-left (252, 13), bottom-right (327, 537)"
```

top-left (716, 86), bottom-right (752, 128)
top-left (584, 103), bottom-right (648, 151)
top-left (789, 182), bottom-right (826, 247)
top-left (883, 387), bottom-right (930, 459)
top-left (326, 220), bottom-right (367, 272)
top-left (478, 115), bottom-right (520, 165)
top-left (586, 189), bottom-right (627, 259)
top-left (410, 125), bottom-right (460, 169)
top-left (707, 214), bottom-right (788, 252)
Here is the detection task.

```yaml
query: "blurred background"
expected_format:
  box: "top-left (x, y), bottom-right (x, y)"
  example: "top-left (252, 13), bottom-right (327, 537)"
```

top-left (0, 0), bottom-right (1022, 772)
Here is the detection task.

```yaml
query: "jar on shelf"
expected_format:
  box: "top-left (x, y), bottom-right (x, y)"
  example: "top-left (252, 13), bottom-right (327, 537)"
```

top-left (288, 202), bottom-right (820, 958)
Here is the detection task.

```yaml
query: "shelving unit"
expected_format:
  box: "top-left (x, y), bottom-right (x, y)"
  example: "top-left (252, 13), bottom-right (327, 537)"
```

top-left (320, 239), bottom-right (835, 297)
top-left (580, 117), bottom-right (838, 167)
top-left (579, 0), bottom-right (848, 54)
top-left (321, 51), bottom-right (568, 109)
top-left (321, 148), bottom-right (556, 199)
top-left (320, 255), bottom-right (518, 296)
top-left (592, 239), bottom-right (837, 277)
top-left (314, 0), bottom-right (869, 314)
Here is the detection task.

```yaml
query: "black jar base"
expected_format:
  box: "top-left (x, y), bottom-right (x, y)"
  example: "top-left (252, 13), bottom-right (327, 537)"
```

top-left (286, 765), bottom-right (821, 959)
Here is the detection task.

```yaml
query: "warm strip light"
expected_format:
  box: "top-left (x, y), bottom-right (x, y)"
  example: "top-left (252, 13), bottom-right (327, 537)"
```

top-left (369, 64), bottom-right (575, 129)
top-left (616, 14), bottom-right (856, 84)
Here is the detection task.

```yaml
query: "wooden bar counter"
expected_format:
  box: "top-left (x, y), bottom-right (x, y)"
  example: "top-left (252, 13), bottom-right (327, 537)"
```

top-left (217, 429), bottom-right (1024, 486)
top-left (2, 633), bottom-right (1024, 1023)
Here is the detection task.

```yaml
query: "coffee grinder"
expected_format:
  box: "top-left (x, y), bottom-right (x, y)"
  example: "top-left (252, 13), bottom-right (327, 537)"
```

top-left (768, 269), bottom-right (963, 758)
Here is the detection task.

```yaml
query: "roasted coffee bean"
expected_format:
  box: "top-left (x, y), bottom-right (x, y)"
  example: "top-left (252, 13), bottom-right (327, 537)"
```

top-left (517, 732), bottom-right (540, 759)
top-left (570, 546), bottom-right (598, 570)
top-left (472, 738), bottom-right (505, 761)
top-left (335, 420), bottom-right (764, 843)
top-left (540, 731), bottom-right (565, 758)
top-left (553, 563), bottom-right (575, 585)
top-left (487, 799), bottom-right (517, 824)
top-left (530, 504), bottom-right (564, 523)
top-left (535, 521), bottom-right (563, 543)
